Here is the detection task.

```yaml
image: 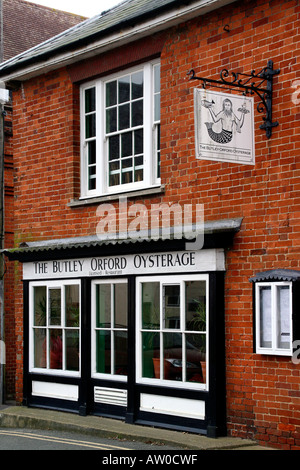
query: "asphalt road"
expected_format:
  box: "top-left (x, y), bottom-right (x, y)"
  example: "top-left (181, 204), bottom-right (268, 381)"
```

top-left (0, 427), bottom-right (182, 451)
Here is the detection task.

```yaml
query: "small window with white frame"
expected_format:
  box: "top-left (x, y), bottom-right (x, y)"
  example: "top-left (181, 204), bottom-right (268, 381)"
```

top-left (81, 60), bottom-right (161, 198)
top-left (251, 269), bottom-right (300, 357)
top-left (255, 282), bottom-right (292, 355)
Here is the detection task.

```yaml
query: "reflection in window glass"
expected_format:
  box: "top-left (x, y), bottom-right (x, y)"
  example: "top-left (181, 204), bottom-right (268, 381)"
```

top-left (163, 285), bottom-right (180, 329)
top-left (96, 284), bottom-right (111, 328)
top-left (31, 282), bottom-right (80, 373)
top-left (34, 328), bottom-right (46, 368)
top-left (139, 276), bottom-right (207, 386)
top-left (49, 329), bottom-right (62, 370)
top-left (186, 334), bottom-right (206, 384)
top-left (277, 286), bottom-right (290, 349)
top-left (142, 282), bottom-right (160, 329)
top-left (142, 331), bottom-right (160, 378)
top-left (65, 285), bottom-right (80, 327)
top-left (49, 289), bottom-right (61, 326)
top-left (114, 283), bottom-right (128, 328)
top-left (34, 286), bottom-right (46, 326)
top-left (186, 281), bottom-right (206, 331)
top-left (114, 331), bottom-right (128, 376)
top-left (96, 330), bottom-right (111, 374)
top-left (163, 332), bottom-right (182, 381)
top-left (66, 330), bottom-right (79, 371)
top-left (94, 281), bottom-right (128, 378)
top-left (259, 286), bottom-right (272, 348)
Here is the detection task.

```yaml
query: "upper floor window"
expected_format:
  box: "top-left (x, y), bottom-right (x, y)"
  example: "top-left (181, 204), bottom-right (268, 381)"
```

top-left (81, 61), bottom-right (161, 197)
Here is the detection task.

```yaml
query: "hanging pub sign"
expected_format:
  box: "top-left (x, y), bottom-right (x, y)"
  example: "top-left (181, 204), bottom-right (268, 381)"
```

top-left (194, 88), bottom-right (255, 165)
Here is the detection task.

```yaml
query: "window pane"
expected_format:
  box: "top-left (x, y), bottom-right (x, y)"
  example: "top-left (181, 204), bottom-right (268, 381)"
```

top-left (121, 170), bottom-right (133, 185)
top-left (134, 168), bottom-right (143, 182)
top-left (65, 285), bottom-right (80, 327)
top-left (34, 328), bottom-right (46, 368)
top-left (142, 282), bottom-right (160, 329)
top-left (154, 64), bottom-right (160, 122)
top-left (131, 100), bottom-right (143, 127)
top-left (88, 171), bottom-right (96, 191)
top-left (114, 331), bottom-right (127, 376)
top-left (134, 129), bottom-right (143, 155)
top-left (106, 107), bottom-right (117, 133)
top-left (132, 71), bottom-right (143, 99)
top-left (259, 286), bottom-right (272, 348)
top-left (85, 88), bottom-right (95, 113)
top-left (85, 114), bottom-right (96, 139)
top-left (154, 94), bottom-right (160, 122)
top-left (119, 104), bottom-right (130, 130)
top-left (109, 170), bottom-right (120, 187)
top-left (114, 283), bottom-right (128, 328)
top-left (185, 281), bottom-right (206, 331)
top-left (88, 140), bottom-right (96, 164)
top-left (154, 64), bottom-right (160, 94)
top-left (96, 330), bottom-right (110, 374)
top-left (119, 75), bottom-right (130, 103)
top-left (106, 81), bottom-right (117, 107)
top-left (66, 330), bottom-right (79, 371)
top-left (156, 124), bottom-right (160, 179)
top-left (121, 132), bottom-right (132, 158)
top-left (34, 286), bottom-right (46, 326)
top-left (163, 332), bottom-right (182, 381)
top-left (142, 331), bottom-right (159, 378)
top-left (122, 158), bottom-right (133, 169)
top-left (49, 329), bottom-right (62, 369)
top-left (163, 285), bottom-right (180, 329)
top-left (108, 135), bottom-right (119, 161)
top-left (277, 285), bottom-right (291, 349)
top-left (186, 334), bottom-right (206, 383)
top-left (96, 284), bottom-right (111, 327)
top-left (49, 289), bottom-right (61, 326)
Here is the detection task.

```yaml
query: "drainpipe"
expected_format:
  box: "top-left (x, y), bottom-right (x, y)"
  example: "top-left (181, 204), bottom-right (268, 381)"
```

top-left (0, 76), bottom-right (9, 404)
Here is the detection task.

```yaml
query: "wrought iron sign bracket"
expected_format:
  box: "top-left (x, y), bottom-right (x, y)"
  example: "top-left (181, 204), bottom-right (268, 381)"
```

top-left (188, 60), bottom-right (280, 138)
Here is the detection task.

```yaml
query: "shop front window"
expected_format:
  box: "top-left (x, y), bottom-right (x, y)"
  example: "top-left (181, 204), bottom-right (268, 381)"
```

top-left (30, 281), bottom-right (80, 375)
top-left (137, 275), bottom-right (208, 388)
top-left (92, 280), bottom-right (128, 379)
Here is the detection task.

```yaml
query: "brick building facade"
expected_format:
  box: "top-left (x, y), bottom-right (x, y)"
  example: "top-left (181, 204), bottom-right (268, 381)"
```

top-left (1, 0), bottom-right (85, 400)
top-left (0, 0), bottom-right (299, 449)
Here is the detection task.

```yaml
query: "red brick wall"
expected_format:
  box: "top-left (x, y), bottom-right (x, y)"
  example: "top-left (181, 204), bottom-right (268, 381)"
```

top-left (9, 0), bottom-right (300, 449)
top-left (3, 104), bottom-right (16, 400)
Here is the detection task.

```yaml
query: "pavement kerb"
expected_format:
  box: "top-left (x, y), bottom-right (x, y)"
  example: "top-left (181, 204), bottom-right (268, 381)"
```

top-left (0, 405), bottom-right (270, 450)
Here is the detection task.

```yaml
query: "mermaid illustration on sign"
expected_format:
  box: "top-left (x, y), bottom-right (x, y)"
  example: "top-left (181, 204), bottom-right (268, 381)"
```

top-left (201, 97), bottom-right (250, 144)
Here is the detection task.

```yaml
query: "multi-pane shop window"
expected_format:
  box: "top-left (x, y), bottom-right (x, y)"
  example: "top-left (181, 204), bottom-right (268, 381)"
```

top-left (30, 281), bottom-right (80, 374)
top-left (137, 275), bottom-right (208, 389)
top-left (92, 280), bottom-right (128, 379)
top-left (255, 282), bottom-right (292, 355)
top-left (81, 61), bottom-right (161, 197)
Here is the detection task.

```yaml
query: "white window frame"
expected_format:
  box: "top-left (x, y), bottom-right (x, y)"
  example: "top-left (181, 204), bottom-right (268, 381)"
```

top-left (255, 281), bottom-right (293, 356)
top-left (91, 279), bottom-right (128, 382)
top-left (29, 280), bottom-right (81, 377)
top-left (80, 60), bottom-right (161, 198)
top-left (136, 274), bottom-right (209, 391)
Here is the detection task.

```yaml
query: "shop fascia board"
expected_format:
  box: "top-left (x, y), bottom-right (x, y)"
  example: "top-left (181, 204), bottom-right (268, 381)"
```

top-left (0, 0), bottom-right (237, 83)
